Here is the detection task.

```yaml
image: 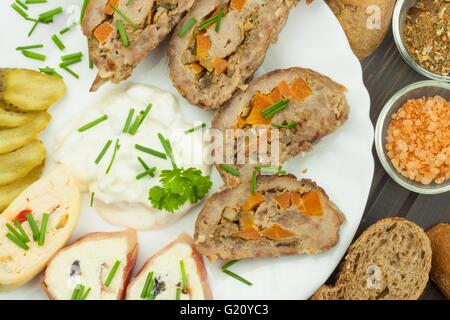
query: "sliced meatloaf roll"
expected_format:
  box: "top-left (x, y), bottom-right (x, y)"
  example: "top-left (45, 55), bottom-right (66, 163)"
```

top-left (82, 0), bottom-right (196, 91)
top-left (194, 174), bottom-right (345, 261)
top-left (168, 0), bottom-right (299, 109)
top-left (212, 67), bottom-right (349, 187)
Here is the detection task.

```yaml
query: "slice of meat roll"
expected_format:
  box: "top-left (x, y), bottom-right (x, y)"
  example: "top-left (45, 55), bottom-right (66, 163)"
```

top-left (168, 0), bottom-right (300, 109)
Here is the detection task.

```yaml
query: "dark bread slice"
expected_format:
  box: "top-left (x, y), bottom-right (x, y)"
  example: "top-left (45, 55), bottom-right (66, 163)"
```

top-left (427, 223), bottom-right (450, 299)
top-left (194, 174), bottom-right (345, 261)
top-left (311, 218), bottom-right (432, 300)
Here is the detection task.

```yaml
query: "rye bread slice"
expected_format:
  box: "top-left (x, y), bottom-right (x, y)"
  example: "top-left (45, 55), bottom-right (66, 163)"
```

top-left (427, 223), bottom-right (450, 299)
top-left (311, 218), bottom-right (432, 300)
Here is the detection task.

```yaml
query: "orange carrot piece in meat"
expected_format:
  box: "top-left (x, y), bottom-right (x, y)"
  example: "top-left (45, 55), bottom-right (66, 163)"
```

top-left (188, 63), bottom-right (204, 74)
top-left (290, 78), bottom-right (312, 102)
top-left (301, 191), bottom-right (323, 217)
top-left (291, 192), bottom-right (302, 209)
top-left (236, 227), bottom-right (261, 240)
top-left (196, 34), bottom-right (211, 61)
top-left (273, 192), bottom-right (291, 210)
top-left (240, 211), bottom-right (255, 229)
top-left (245, 92), bottom-right (272, 125)
top-left (104, 0), bottom-right (120, 15)
top-left (214, 57), bottom-right (228, 75)
top-left (231, 0), bottom-right (247, 11)
top-left (261, 224), bottom-right (296, 240)
top-left (268, 87), bottom-right (283, 103)
top-left (278, 80), bottom-right (294, 99)
top-left (93, 22), bottom-right (114, 44)
top-left (242, 192), bottom-right (265, 211)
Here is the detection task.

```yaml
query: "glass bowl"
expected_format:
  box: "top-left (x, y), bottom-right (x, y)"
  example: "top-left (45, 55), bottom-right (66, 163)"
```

top-left (392, 0), bottom-right (450, 82)
top-left (375, 80), bottom-right (450, 194)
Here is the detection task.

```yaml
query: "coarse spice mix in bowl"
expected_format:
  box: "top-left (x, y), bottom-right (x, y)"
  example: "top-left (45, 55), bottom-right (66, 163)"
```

top-left (375, 81), bottom-right (450, 194)
top-left (393, 0), bottom-right (450, 81)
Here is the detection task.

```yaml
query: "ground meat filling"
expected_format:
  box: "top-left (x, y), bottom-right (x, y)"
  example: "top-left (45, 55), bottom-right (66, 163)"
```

top-left (215, 184), bottom-right (324, 241)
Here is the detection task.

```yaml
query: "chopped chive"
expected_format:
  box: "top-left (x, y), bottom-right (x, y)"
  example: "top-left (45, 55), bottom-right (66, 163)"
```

top-left (39, 66), bottom-right (62, 78)
top-left (28, 20), bottom-right (39, 37)
top-left (105, 260), bottom-right (121, 287)
top-left (59, 22), bottom-right (76, 34)
top-left (95, 140), bottom-right (113, 164)
top-left (59, 57), bottom-right (82, 67)
top-left (251, 170), bottom-right (257, 194)
top-left (6, 224), bottom-right (27, 244)
top-left (51, 34), bottom-right (65, 51)
top-left (6, 233), bottom-right (29, 251)
top-left (261, 99), bottom-right (290, 120)
top-left (90, 192), bottom-right (95, 207)
top-left (26, 0), bottom-right (48, 3)
top-left (38, 6), bottom-right (63, 21)
top-left (11, 3), bottom-right (28, 19)
top-left (78, 115), bottom-right (108, 132)
top-left (219, 164), bottom-right (240, 177)
top-left (80, 0), bottom-right (89, 23)
top-left (81, 287), bottom-right (91, 300)
top-left (16, 44), bottom-right (43, 50)
top-left (106, 139), bottom-right (120, 174)
top-left (272, 121), bottom-right (298, 129)
top-left (16, 0), bottom-right (29, 10)
top-left (135, 144), bottom-right (167, 160)
top-left (184, 123), bottom-right (206, 134)
top-left (138, 103), bottom-right (152, 124)
top-left (180, 260), bottom-right (188, 293)
top-left (128, 104), bottom-right (152, 135)
top-left (71, 285), bottom-right (80, 300)
top-left (136, 167), bottom-right (156, 180)
top-left (222, 259), bottom-right (240, 270)
top-left (257, 165), bottom-right (287, 176)
top-left (89, 57), bottom-right (94, 69)
top-left (215, 7), bottom-right (225, 32)
top-left (60, 65), bottom-right (79, 79)
top-left (137, 157), bottom-right (150, 170)
top-left (109, 4), bottom-right (136, 27)
top-left (122, 108), bottom-right (135, 133)
top-left (14, 220), bottom-right (30, 243)
top-left (75, 284), bottom-right (85, 300)
top-left (158, 133), bottom-right (176, 169)
top-left (38, 213), bottom-right (49, 246)
top-left (176, 287), bottom-right (181, 300)
top-left (140, 272), bottom-right (154, 299)
top-left (198, 7), bottom-right (225, 31)
top-left (116, 20), bottom-right (129, 47)
top-left (222, 269), bottom-right (253, 286)
top-left (178, 18), bottom-right (197, 38)
top-left (25, 213), bottom-right (40, 241)
top-left (61, 52), bottom-right (83, 61)
top-left (22, 50), bottom-right (46, 61)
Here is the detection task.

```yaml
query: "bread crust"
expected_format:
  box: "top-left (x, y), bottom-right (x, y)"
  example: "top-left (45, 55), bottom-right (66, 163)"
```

top-left (427, 224), bottom-right (450, 299)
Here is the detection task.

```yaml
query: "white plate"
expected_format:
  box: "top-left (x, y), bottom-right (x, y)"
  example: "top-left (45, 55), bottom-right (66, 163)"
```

top-left (0, 0), bottom-right (374, 300)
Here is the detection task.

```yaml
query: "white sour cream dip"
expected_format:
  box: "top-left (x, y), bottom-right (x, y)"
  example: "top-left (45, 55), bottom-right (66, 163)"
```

top-left (52, 84), bottom-right (211, 230)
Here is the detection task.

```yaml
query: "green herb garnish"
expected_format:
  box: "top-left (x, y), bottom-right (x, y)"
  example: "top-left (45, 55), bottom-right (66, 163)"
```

top-left (28, 20), bottom-right (39, 37)
top-left (136, 167), bottom-right (156, 180)
top-left (6, 233), bottom-right (29, 250)
top-left (80, 0), bottom-right (89, 23)
top-left (95, 140), bottom-right (113, 165)
top-left (184, 123), bottom-right (206, 134)
top-left (222, 269), bottom-right (253, 286)
top-left (178, 18), bottom-right (197, 38)
top-left (122, 108), bottom-right (135, 133)
top-left (25, 213), bottom-right (40, 241)
top-left (251, 170), bottom-right (257, 194)
top-left (38, 6), bottom-right (63, 21)
top-left (261, 99), bottom-right (290, 121)
top-left (22, 50), bottom-right (46, 61)
top-left (6, 223), bottom-right (28, 244)
top-left (51, 34), bottom-right (65, 51)
top-left (105, 260), bottom-right (121, 287)
top-left (61, 51), bottom-right (83, 61)
top-left (38, 213), bottom-right (49, 246)
top-left (106, 139), bottom-right (120, 174)
top-left (81, 287), bottom-right (91, 300)
top-left (109, 4), bottom-right (136, 27)
top-left (78, 115), bottom-right (108, 132)
top-left (180, 260), bottom-right (188, 293)
top-left (176, 287), bottom-right (181, 300)
top-left (221, 259), bottom-right (240, 270)
top-left (272, 121), bottom-right (298, 129)
top-left (158, 133), bottom-right (176, 168)
top-left (16, 0), bottom-right (29, 10)
top-left (198, 7), bottom-right (225, 31)
top-left (26, 0), bottom-right (48, 3)
top-left (90, 192), bottom-right (95, 207)
top-left (14, 220), bottom-right (30, 243)
top-left (140, 272), bottom-right (154, 300)
top-left (60, 65), bottom-right (79, 79)
top-left (59, 57), bottom-right (82, 67)
top-left (135, 144), bottom-right (167, 160)
top-left (39, 66), bottom-right (62, 78)
top-left (59, 23), bottom-right (76, 35)
top-left (256, 165), bottom-right (286, 176)
top-left (71, 284), bottom-right (91, 300)
top-left (128, 104), bottom-right (152, 135)
top-left (11, 3), bottom-right (28, 19)
top-left (219, 164), bottom-right (240, 177)
top-left (16, 44), bottom-right (43, 50)
top-left (116, 20), bottom-right (129, 47)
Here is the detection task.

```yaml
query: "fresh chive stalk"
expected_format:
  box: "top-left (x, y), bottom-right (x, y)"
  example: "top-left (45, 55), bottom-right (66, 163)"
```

top-left (26, 0), bottom-right (48, 4)
top-left (219, 164), bottom-right (240, 177)
top-left (158, 133), bottom-right (176, 169)
top-left (81, 287), bottom-right (91, 300)
top-left (6, 224), bottom-right (27, 244)
top-left (272, 121), bottom-right (297, 129)
top-left (215, 7), bottom-right (225, 32)
top-left (104, 260), bottom-right (121, 287)
top-left (22, 50), bottom-right (46, 61)
top-left (198, 7), bottom-right (225, 31)
top-left (38, 213), bottom-right (49, 246)
top-left (25, 213), bottom-right (40, 241)
top-left (59, 22), bottom-right (76, 34)
top-left (38, 6), bottom-right (63, 21)
top-left (39, 66), bottom-right (62, 78)
top-left (16, 44), bottom-right (43, 50)
top-left (59, 57), bottom-right (82, 67)
top-left (11, 3), bottom-right (28, 19)
top-left (251, 170), bottom-right (257, 194)
top-left (135, 144), bottom-right (167, 160)
top-left (140, 272), bottom-right (154, 300)
top-left (28, 21), bottom-right (39, 37)
top-left (122, 108), bottom-right (135, 133)
top-left (184, 123), bottom-right (206, 134)
top-left (105, 139), bottom-right (120, 174)
top-left (61, 52), bottom-right (83, 61)
top-left (16, 0), bottom-right (28, 9)
top-left (51, 34), bottom-right (65, 51)
top-left (221, 260), bottom-right (240, 270)
top-left (261, 99), bottom-right (290, 121)
top-left (116, 20), bottom-right (129, 47)
top-left (137, 157), bottom-right (150, 170)
top-left (109, 4), bottom-right (136, 27)
top-left (60, 65), bottom-right (79, 79)
top-left (180, 260), bottom-right (188, 294)
top-left (136, 167), bottom-right (156, 180)
top-left (6, 233), bottom-right (29, 250)
top-left (95, 140), bottom-right (113, 164)
top-left (14, 220), bottom-right (30, 242)
top-left (71, 285), bottom-right (80, 300)
top-left (128, 104), bottom-right (152, 135)
top-left (176, 287), bottom-right (181, 300)
top-left (90, 192), bottom-right (95, 207)
top-left (178, 18), bottom-right (197, 38)
top-left (222, 269), bottom-right (253, 286)
top-left (80, 0), bottom-right (89, 23)
top-left (78, 115), bottom-right (108, 132)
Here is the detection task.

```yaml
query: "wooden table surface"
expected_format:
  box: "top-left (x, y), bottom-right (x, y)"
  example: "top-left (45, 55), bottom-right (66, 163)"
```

top-left (340, 30), bottom-right (450, 300)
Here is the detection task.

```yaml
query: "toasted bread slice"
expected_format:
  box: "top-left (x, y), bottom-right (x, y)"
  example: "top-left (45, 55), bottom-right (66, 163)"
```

top-left (42, 229), bottom-right (138, 300)
top-left (311, 218), bottom-right (432, 300)
top-left (0, 166), bottom-right (81, 291)
top-left (127, 233), bottom-right (212, 300)
top-left (194, 174), bottom-right (345, 261)
top-left (427, 223), bottom-right (450, 299)
top-left (211, 67), bottom-right (349, 187)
